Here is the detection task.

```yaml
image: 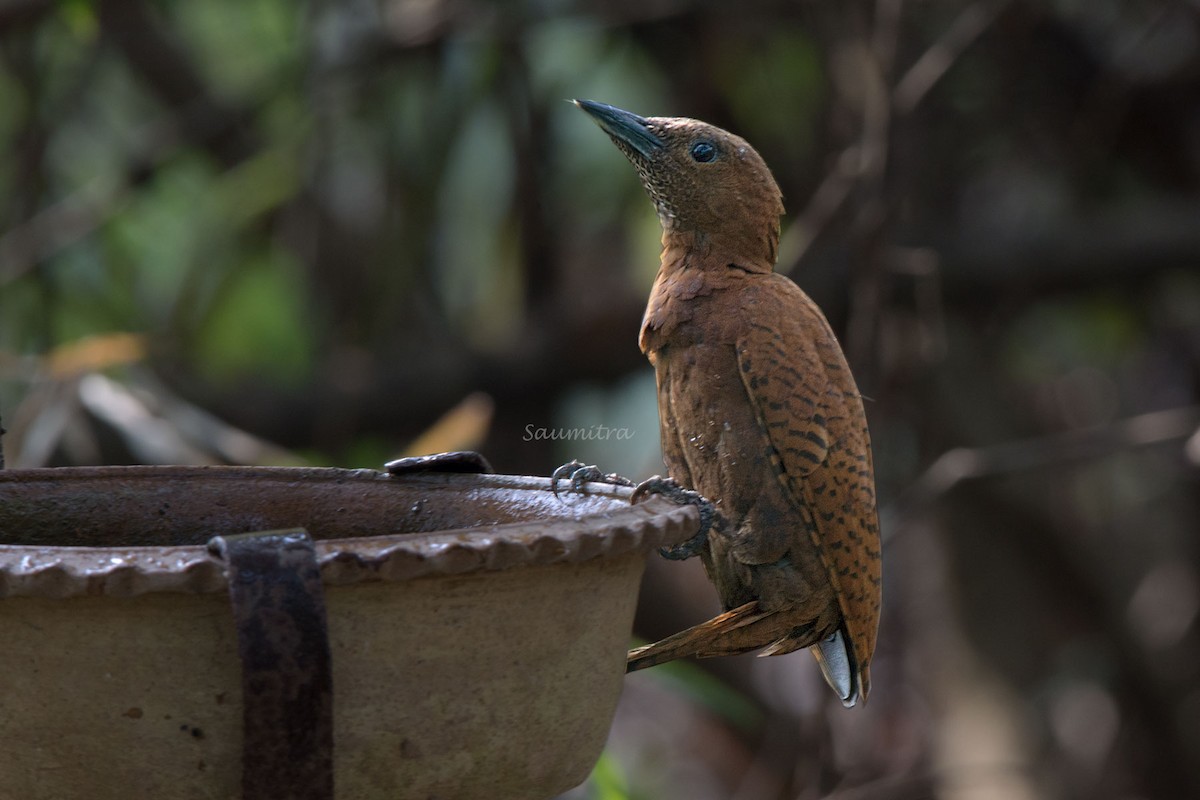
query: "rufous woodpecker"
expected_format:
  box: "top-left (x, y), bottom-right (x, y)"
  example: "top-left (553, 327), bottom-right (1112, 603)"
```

top-left (576, 100), bottom-right (882, 706)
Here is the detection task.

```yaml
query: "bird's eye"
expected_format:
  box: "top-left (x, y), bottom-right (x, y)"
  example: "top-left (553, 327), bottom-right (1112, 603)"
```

top-left (690, 141), bottom-right (717, 163)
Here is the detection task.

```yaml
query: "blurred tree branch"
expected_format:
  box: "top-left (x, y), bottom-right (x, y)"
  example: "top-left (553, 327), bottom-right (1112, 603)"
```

top-left (884, 405), bottom-right (1200, 536)
top-left (96, 0), bottom-right (260, 167)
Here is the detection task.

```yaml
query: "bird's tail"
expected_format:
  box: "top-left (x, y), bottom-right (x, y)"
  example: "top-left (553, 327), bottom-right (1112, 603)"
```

top-left (626, 601), bottom-right (772, 672)
top-left (627, 605), bottom-right (868, 708)
top-left (808, 628), bottom-right (861, 707)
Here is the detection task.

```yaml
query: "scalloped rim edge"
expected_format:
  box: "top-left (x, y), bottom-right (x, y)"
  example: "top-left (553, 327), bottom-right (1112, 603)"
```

top-left (0, 470), bottom-right (699, 598)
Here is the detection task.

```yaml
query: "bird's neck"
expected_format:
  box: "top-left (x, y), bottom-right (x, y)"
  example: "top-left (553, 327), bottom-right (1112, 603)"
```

top-left (639, 228), bottom-right (775, 353)
top-left (659, 226), bottom-right (777, 276)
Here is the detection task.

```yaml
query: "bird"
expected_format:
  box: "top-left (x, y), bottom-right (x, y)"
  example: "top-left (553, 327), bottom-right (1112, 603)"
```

top-left (574, 99), bottom-right (881, 706)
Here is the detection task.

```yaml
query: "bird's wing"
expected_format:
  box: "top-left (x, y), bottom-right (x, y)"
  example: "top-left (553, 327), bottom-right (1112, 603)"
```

top-left (734, 276), bottom-right (881, 697)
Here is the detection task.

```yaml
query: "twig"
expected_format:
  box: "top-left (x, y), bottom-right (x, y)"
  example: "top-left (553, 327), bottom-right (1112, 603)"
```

top-left (777, 148), bottom-right (859, 275)
top-left (882, 405), bottom-right (1200, 542)
top-left (893, 0), bottom-right (1012, 114)
top-left (841, 0), bottom-right (902, 371)
top-left (0, 178), bottom-right (130, 287)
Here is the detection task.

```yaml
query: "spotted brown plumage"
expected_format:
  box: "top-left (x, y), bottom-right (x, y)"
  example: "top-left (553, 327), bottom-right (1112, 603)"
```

top-left (576, 100), bottom-right (882, 706)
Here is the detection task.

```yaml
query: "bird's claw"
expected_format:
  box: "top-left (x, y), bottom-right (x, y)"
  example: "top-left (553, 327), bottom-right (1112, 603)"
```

top-left (630, 476), bottom-right (716, 560)
top-left (550, 460), bottom-right (635, 499)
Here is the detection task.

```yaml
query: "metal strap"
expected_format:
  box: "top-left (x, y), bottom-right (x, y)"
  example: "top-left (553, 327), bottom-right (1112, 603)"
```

top-left (208, 529), bottom-right (334, 800)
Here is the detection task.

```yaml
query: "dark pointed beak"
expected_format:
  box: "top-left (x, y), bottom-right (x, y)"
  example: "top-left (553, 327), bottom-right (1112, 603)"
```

top-left (574, 99), bottom-right (664, 158)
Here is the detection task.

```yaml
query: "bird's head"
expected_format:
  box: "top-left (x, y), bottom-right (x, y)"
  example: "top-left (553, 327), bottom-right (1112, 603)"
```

top-left (575, 99), bottom-right (785, 271)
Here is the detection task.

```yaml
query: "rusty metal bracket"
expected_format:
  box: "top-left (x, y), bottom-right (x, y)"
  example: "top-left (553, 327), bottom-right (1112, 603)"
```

top-left (208, 529), bottom-right (334, 800)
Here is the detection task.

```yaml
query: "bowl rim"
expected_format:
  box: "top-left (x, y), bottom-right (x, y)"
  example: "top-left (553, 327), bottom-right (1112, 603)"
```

top-left (0, 465), bottom-right (698, 598)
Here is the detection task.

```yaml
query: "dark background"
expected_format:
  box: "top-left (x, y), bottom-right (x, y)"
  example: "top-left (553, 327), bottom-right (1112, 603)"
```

top-left (2, 1), bottom-right (1199, 797)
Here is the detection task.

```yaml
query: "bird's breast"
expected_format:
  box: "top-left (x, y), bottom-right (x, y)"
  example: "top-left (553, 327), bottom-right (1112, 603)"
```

top-left (652, 339), bottom-right (769, 513)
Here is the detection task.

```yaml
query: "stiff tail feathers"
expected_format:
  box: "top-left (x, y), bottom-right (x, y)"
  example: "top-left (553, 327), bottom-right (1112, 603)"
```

top-left (809, 628), bottom-right (862, 707)
top-left (626, 601), bottom-right (769, 672)
top-left (628, 607), bottom-right (868, 708)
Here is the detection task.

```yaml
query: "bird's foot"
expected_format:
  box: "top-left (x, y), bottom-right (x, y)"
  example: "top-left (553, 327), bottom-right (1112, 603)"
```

top-left (550, 460), bottom-right (635, 498)
top-left (630, 476), bottom-right (716, 560)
